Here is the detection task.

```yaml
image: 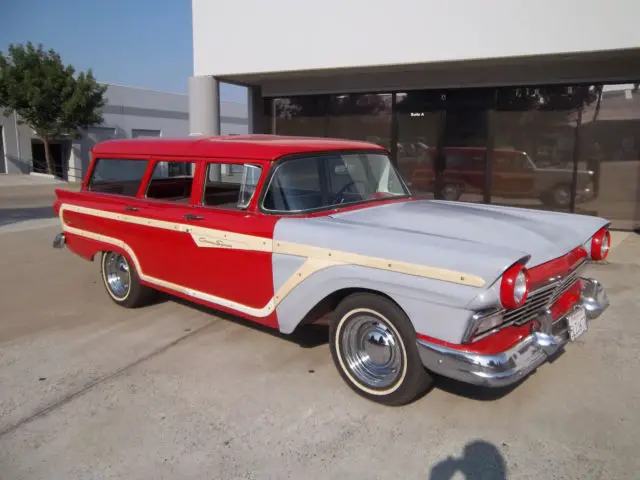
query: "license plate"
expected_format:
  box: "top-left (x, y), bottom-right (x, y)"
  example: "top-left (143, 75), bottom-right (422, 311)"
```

top-left (566, 307), bottom-right (588, 341)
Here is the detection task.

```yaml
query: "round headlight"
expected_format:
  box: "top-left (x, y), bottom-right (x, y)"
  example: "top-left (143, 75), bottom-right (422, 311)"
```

top-left (513, 270), bottom-right (528, 304)
top-left (500, 263), bottom-right (530, 309)
top-left (590, 228), bottom-right (611, 261)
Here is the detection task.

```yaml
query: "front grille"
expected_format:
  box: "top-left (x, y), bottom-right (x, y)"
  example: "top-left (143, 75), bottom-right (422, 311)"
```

top-left (501, 257), bottom-right (588, 327)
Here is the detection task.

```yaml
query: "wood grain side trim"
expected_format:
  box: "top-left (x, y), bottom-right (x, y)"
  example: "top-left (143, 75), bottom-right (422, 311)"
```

top-left (59, 203), bottom-right (485, 317)
top-left (274, 241), bottom-right (485, 288)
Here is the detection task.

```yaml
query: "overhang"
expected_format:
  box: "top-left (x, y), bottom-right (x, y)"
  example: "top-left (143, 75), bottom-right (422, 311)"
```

top-left (216, 49), bottom-right (640, 98)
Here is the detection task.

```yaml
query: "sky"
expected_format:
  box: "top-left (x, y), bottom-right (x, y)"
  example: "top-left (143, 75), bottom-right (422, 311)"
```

top-left (0, 0), bottom-right (248, 103)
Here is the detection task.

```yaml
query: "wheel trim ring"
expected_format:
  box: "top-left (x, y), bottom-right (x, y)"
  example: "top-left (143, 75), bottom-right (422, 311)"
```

top-left (334, 308), bottom-right (408, 396)
top-left (102, 252), bottom-right (132, 301)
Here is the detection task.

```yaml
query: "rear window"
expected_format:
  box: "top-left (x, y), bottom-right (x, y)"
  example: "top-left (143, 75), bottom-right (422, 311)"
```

top-left (88, 158), bottom-right (149, 197)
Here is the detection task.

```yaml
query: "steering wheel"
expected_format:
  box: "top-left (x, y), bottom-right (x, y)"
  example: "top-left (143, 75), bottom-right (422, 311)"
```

top-left (331, 180), bottom-right (363, 204)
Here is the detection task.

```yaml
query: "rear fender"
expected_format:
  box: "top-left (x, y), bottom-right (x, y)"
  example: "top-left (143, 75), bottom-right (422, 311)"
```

top-left (64, 232), bottom-right (130, 266)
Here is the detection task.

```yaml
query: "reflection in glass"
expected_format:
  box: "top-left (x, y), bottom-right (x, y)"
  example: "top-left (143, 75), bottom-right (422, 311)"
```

top-left (264, 83), bottom-right (640, 229)
top-left (268, 95), bottom-right (329, 137)
top-left (395, 91), bottom-right (442, 199)
top-left (489, 86), bottom-right (592, 211)
top-left (439, 89), bottom-right (493, 203)
top-left (576, 83), bottom-right (640, 230)
top-left (327, 93), bottom-right (392, 149)
top-left (395, 89), bottom-right (491, 202)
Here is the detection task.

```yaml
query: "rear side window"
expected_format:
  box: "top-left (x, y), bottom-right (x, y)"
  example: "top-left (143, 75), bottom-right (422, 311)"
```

top-left (88, 158), bottom-right (149, 197)
top-left (146, 160), bottom-right (197, 203)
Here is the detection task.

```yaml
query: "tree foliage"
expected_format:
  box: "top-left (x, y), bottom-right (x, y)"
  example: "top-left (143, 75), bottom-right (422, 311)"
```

top-left (0, 42), bottom-right (107, 174)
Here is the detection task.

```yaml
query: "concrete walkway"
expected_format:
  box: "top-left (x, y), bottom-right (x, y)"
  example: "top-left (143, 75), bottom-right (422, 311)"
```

top-left (0, 223), bottom-right (638, 479)
top-left (0, 174), bottom-right (71, 188)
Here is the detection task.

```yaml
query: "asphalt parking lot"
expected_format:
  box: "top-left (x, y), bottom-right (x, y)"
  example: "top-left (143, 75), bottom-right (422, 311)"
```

top-left (1, 180), bottom-right (640, 479)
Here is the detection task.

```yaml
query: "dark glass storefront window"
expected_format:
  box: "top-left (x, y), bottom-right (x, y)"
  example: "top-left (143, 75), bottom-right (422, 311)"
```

top-left (267, 95), bottom-right (329, 137)
top-left (490, 85), bottom-right (588, 212)
top-left (576, 83), bottom-right (640, 230)
top-left (264, 81), bottom-right (640, 230)
top-left (327, 93), bottom-right (392, 149)
top-left (395, 91), bottom-right (443, 199)
top-left (395, 89), bottom-right (493, 202)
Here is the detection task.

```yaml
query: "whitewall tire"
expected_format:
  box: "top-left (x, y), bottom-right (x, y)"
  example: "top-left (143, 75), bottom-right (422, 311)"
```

top-left (100, 251), bottom-right (154, 308)
top-left (329, 292), bottom-right (433, 406)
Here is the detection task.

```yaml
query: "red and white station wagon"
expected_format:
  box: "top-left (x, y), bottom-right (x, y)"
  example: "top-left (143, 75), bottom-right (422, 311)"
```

top-left (53, 135), bottom-right (611, 406)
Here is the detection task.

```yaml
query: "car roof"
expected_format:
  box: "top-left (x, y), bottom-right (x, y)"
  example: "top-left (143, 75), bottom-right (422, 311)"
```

top-left (91, 134), bottom-right (388, 161)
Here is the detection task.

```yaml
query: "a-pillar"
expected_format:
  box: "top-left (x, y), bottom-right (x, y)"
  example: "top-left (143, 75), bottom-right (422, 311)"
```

top-left (189, 75), bottom-right (221, 180)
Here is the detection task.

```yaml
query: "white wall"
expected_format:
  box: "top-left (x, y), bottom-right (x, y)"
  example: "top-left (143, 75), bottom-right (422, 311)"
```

top-left (193, 0), bottom-right (640, 77)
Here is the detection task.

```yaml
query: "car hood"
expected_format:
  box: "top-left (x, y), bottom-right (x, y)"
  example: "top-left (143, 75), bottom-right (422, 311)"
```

top-left (273, 199), bottom-right (609, 290)
top-left (329, 199), bottom-right (607, 267)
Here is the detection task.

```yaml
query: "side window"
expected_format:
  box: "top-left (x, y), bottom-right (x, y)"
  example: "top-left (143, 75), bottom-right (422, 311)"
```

top-left (146, 160), bottom-right (196, 203)
top-left (88, 158), bottom-right (149, 197)
top-left (203, 162), bottom-right (263, 209)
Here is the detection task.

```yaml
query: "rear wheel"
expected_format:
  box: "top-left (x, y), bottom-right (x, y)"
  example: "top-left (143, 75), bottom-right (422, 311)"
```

top-left (329, 293), bottom-right (433, 406)
top-left (100, 251), bottom-right (154, 308)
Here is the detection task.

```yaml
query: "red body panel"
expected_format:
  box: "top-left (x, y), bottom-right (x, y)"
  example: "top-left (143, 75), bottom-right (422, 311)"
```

top-left (55, 135), bottom-right (393, 332)
top-left (527, 246), bottom-right (588, 290)
top-left (180, 207), bottom-right (279, 310)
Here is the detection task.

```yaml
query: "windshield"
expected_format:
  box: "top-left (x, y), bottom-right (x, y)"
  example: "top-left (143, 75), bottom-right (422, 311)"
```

top-left (262, 152), bottom-right (410, 213)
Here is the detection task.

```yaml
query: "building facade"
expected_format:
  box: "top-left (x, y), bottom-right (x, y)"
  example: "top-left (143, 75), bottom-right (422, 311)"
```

top-left (190, 0), bottom-right (640, 230)
top-left (0, 83), bottom-right (249, 182)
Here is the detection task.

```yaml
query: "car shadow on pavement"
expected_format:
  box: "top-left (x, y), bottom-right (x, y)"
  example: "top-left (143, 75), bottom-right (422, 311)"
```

top-left (165, 294), bottom-right (329, 348)
top-left (429, 440), bottom-right (507, 480)
top-left (432, 375), bottom-right (525, 401)
top-left (0, 206), bottom-right (55, 227)
top-left (159, 292), bottom-right (566, 402)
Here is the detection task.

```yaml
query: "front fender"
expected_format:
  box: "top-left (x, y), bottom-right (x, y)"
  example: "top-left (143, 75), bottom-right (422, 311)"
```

top-left (274, 261), bottom-right (476, 344)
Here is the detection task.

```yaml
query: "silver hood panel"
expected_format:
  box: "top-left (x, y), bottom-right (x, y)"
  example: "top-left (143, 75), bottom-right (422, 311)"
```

top-left (273, 199), bottom-right (608, 290)
top-left (329, 200), bottom-right (609, 268)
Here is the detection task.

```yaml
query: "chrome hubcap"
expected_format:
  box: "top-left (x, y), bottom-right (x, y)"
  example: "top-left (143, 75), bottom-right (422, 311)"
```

top-left (104, 252), bottom-right (130, 299)
top-left (340, 313), bottom-right (403, 389)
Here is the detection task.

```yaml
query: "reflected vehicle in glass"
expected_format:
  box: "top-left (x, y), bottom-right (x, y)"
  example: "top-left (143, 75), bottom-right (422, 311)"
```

top-left (399, 144), bottom-right (596, 207)
top-left (52, 135), bottom-right (611, 406)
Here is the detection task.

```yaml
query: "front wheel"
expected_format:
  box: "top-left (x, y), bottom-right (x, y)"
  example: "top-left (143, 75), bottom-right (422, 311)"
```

top-left (329, 293), bottom-right (433, 406)
top-left (100, 251), bottom-right (155, 308)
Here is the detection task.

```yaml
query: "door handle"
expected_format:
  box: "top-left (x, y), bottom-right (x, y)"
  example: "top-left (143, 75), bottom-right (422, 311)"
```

top-left (184, 214), bottom-right (204, 221)
top-left (124, 206), bottom-right (139, 212)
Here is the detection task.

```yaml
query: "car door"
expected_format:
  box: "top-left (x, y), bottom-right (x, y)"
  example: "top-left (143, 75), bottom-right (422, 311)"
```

top-left (177, 158), bottom-right (278, 326)
top-left (129, 156), bottom-right (197, 285)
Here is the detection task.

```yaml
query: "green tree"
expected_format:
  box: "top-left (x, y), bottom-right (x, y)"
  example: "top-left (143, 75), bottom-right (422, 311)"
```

top-left (0, 42), bottom-right (107, 175)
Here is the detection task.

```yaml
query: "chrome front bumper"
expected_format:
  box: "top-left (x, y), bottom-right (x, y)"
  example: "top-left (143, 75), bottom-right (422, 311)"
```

top-left (416, 277), bottom-right (609, 388)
